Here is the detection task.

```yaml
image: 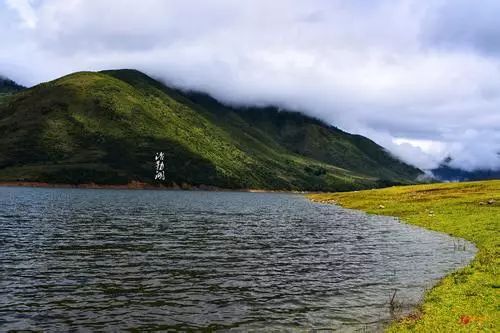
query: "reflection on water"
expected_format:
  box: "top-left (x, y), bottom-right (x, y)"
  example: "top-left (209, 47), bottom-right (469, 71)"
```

top-left (0, 187), bottom-right (474, 331)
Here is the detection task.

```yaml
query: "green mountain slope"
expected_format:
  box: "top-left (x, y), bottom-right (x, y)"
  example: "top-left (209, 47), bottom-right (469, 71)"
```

top-left (0, 69), bottom-right (421, 191)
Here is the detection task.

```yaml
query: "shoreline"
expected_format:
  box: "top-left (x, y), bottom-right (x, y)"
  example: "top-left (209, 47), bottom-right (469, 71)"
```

top-left (0, 181), bottom-right (313, 194)
top-left (309, 195), bottom-right (477, 330)
top-left (307, 180), bottom-right (499, 332)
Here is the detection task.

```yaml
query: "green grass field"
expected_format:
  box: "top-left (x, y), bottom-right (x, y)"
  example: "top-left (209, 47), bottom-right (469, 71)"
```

top-left (308, 180), bottom-right (499, 332)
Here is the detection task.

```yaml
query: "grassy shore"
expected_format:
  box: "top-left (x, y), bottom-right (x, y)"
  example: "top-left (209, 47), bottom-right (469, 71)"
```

top-left (308, 180), bottom-right (499, 332)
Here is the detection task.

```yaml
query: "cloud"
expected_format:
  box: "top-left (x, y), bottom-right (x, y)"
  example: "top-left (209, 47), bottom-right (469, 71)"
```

top-left (422, 0), bottom-right (500, 56)
top-left (0, 0), bottom-right (499, 171)
top-left (5, 0), bottom-right (37, 28)
top-left (443, 129), bottom-right (500, 171)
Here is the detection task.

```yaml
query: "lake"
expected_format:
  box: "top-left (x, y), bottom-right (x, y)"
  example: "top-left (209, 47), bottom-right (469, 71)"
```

top-left (0, 187), bottom-right (475, 331)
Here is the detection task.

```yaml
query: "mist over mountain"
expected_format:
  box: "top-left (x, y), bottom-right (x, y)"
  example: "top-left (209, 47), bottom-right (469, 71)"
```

top-left (2, 0), bottom-right (499, 173)
top-left (0, 69), bottom-right (421, 190)
top-left (432, 157), bottom-right (500, 181)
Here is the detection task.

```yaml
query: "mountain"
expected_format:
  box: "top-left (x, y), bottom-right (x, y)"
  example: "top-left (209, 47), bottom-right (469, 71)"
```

top-left (0, 69), bottom-right (421, 191)
top-left (0, 76), bottom-right (25, 106)
top-left (0, 76), bottom-right (25, 94)
top-left (432, 160), bottom-right (500, 181)
top-left (433, 166), bottom-right (500, 181)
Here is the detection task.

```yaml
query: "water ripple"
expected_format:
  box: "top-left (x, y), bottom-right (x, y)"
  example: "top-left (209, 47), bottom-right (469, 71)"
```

top-left (0, 187), bottom-right (475, 332)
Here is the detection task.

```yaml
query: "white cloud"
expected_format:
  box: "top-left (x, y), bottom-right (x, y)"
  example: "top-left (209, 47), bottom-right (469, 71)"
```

top-left (0, 0), bottom-right (499, 171)
top-left (5, 0), bottom-right (37, 28)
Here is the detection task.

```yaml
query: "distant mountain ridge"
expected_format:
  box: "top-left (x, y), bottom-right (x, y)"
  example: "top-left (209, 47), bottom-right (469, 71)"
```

top-left (432, 166), bottom-right (500, 182)
top-left (0, 76), bottom-right (25, 94)
top-left (0, 69), bottom-right (422, 191)
top-left (431, 156), bottom-right (499, 181)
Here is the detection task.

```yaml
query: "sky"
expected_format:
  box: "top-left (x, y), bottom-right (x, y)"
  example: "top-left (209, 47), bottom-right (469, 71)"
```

top-left (1, 0), bottom-right (499, 172)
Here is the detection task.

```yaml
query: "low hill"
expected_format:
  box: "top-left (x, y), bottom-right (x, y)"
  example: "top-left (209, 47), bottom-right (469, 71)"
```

top-left (0, 69), bottom-right (421, 191)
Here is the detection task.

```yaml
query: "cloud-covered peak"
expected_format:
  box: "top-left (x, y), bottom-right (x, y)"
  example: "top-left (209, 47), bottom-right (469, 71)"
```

top-left (1, 0), bottom-right (499, 171)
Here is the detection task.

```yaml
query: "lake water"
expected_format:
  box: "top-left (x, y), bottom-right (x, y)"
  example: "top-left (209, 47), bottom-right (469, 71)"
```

top-left (0, 187), bottom-right (475, 332)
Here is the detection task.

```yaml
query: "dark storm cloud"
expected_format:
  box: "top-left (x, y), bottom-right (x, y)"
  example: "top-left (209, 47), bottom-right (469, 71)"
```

top-left (1, 0), bottom-right (499, 171)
